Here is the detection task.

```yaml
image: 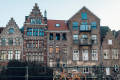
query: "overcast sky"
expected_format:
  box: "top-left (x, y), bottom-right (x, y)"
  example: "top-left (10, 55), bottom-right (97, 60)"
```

top-left (0, 0), bottom-right (120, 30)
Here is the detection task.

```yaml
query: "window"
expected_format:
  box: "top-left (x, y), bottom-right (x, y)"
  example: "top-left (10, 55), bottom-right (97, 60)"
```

top-left (92, 49), bottom-right (98, 60)
top-left (114, 65), bottom-right (119, 72)
top-left (103, 50), bottom-right (109, 59)
top-left (36, 19), bottom-right (42, 24)
top-left (30, 18), bottom-right (41, 24)
top-left (73, 35), bottom-right (78, 40)
top-left (80, 22), bottom-right (91, 31)
top-left (30, 19), bottom-right (36, 24)
top-left (15, 51), bottom-right (21, 60)
top-left (8, 38), bottom-right (13, 45)
top-left (8, 51), bottom-right (13, 60)
top-left (56, 46), bottom-right (60, 53)
top-left (73, 50), bottom-right (79, 61)
top-left (63, 47), bottom-right (67, 54)
top-left (92, 35), bottom-right (97, 44)
top-left (72, 22), bottom-right (78, 30)
top-left (106, 67), bottom-right (110, 75)
top-left (55, 24), bottom-right (60, 27)
top-left (56, 33), bottom-right (60, 40)
top-left (82, 34), bottom-right (88, 39)
top-left (112, 49), bottom-right (118, 59)
top-left (108, 39), bottom-right (112, 45)
top-left (83, 66), bottom-right (89, 73)
top-left (39, 55), bottom-right (44, 62)
top-left (80, 34), bottom-right (88, 43)
top-left (49, 33), bottom-right (53, 40)
top-left (91, 22), bottom-right (97, 29)
top-left (1, 38), bottom-right (6, 46)
top-left (9, 28), bottom-right (14, 34)
top-left (27, 28), bottom-right (32, 36)
top-left (50, 59), bottom-right (54, 67)
top-left (0, 51), bottom-right (6, 60)
top-left (82, 50), bottom-right (88, 61)
top-left (26, 40), bottom-right (33, 48)
top-left (39, 29), bottom-right (44, 36)
top-left (49, 46), bottom-right (53, 53)
top-left (81, 12), bottom-right (87, 19)
top-left (15, 38), bottom-right (20, 45)
top-left (33, 29), bottom-right (38, 36)
top-left (62, 33), bottom-right (67, 40)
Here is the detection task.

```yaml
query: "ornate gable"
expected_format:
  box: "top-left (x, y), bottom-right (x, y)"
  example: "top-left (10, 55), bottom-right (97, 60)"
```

top-left (0, 18), bottom-right (22, 37)
top-left (25, 3), bottom-right (46, 24)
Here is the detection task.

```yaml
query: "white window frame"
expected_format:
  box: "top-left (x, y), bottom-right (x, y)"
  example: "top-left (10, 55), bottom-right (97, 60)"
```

top-left (15, 51), bottom-right (21, 60)
top-left (50, 59), bottom-right (54, 67)
top-left (112, 49), bottom-right (118, 59)
top-left (73, 50), bottom-right (79, 61)
top-left (83, 66), bottom-right (89, 73)
top-left (82, 50), bottom-right (88, 61)
top-left (0, 51), bottom-right (6, 60)
top-left (92, 49), bottom-right (98, 60)
top-left (106, 67), bottom-right (110, 75)
top-left (73, 35), bottom-right (78, 40)
top-left (103, 50), bottom-right (109, 59)
top-left (8, 51), bottom-right (13, 60)
top-left (91, 35), bottom-right (97, 44)
top-left (108, 39), bottom-right (112, 45)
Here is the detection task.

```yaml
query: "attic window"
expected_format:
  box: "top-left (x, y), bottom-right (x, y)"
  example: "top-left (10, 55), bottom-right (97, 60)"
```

top-left (9, 28), bottom-right (14, 34)
top-left (55, 24), bottom-right (60, 27)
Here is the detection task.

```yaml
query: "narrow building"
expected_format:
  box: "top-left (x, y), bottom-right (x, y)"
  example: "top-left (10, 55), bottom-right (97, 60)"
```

top-left (47, 20), bottom-right (70, 68)
top-left (23, 3), bottom-right (47, 65)
top-left (102, 30), bottom-right (120, 76)
top-left (0, 18), bottom-right (23, 66)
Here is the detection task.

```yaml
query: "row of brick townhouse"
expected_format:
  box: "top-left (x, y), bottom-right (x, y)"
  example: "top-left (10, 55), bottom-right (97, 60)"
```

top-left (0, 3), bottom-right (120, 76)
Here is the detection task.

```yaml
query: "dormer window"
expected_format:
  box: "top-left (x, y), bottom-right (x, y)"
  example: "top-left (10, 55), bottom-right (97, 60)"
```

top-left (55, 24), bottom-right (60, 27)
top-left (9, 28), bottom-right (14, 34)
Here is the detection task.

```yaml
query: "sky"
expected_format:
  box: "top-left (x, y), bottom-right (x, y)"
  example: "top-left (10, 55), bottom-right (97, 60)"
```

top-left (0, 0), bottom-right (120, 30)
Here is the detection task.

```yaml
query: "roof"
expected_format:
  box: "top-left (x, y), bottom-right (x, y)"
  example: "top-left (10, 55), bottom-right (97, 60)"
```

top-left (0, 27), bottom-right (4, 34)
top-left (69, 6), bottom-right (100, 20)
top-left (47, 19), bottom-right (68, 31)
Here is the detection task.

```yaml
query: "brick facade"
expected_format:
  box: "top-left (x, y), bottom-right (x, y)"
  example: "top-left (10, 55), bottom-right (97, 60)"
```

top-left (0, 3), bottom-right (120, 76)
top-left (0, 18), bottom-right (23, 66)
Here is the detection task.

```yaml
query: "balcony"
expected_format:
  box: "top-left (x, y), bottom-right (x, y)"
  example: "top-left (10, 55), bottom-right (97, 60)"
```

top-left (73, 40), bottom-right (79, 44)
top-left (80, 25), bottom-right (91, 32)
top-left (80, 39), bottom-right (92, 46)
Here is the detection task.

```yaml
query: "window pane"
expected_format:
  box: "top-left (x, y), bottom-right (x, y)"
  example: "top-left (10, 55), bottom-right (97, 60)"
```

top-left (72, 22), bottom-right (78, 30)
top-left (81, 12), bottom-right (87, 19)
top-left (49, 33), bottom-right (53, 40)
top-left (62, 33), bottom-right (67, 40)
top-left (39, 29), bottom-right (44, 36)
top-left (73, 50), bottom-right (79, 61)
top-left (108, 39), bottom-right (112, 45)
top-left (91, 22), bottom-right (97, 29)
top-left (1, 38), bottom-right (6, 46)
top-left (49, 46), bottom-right (53, 53)
top-left (8, 51), bottom-right (13, 60)
top-left (56, 33), bottom-right (60, 40)
top-left (56, 46), bottom-right (59, 53)
top-left (9, 28), bottom-right (14, 34)
top-left (8, 38), bottom-right (13, 45)
top-left (73, 35), bottom-right (78, 40)
top-left (82, 50), bottom-right (88, 61)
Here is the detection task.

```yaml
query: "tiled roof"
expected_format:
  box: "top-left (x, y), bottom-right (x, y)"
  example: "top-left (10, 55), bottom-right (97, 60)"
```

top-left (0, 27), bottom-right (4, 34)
top-left (47, 19), bottom-right (68, 31)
